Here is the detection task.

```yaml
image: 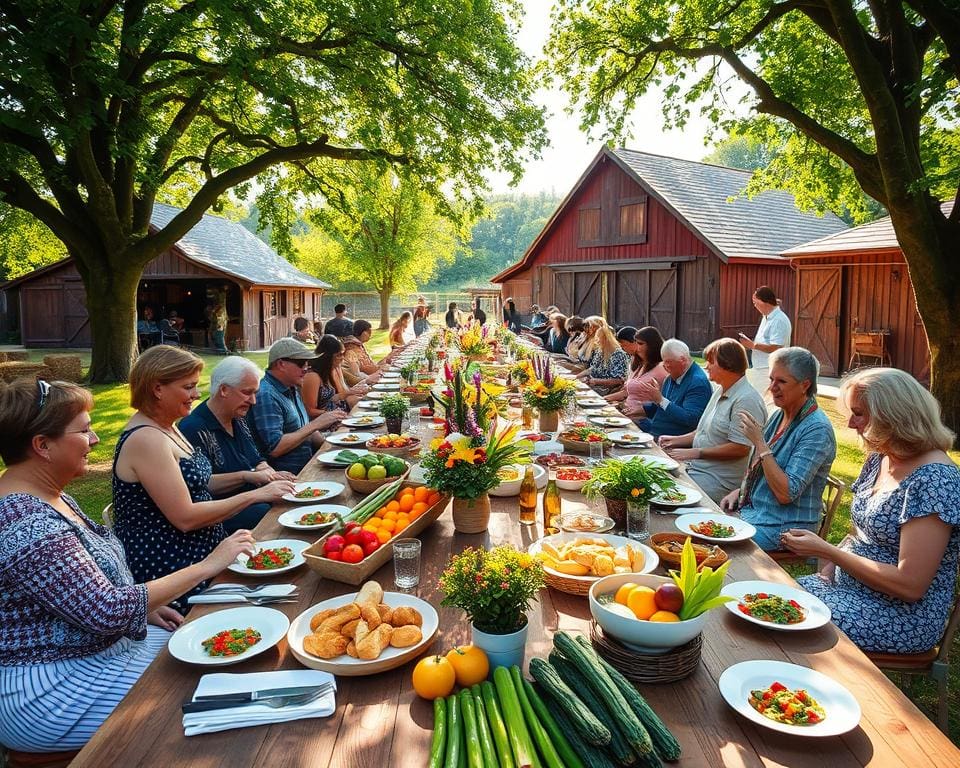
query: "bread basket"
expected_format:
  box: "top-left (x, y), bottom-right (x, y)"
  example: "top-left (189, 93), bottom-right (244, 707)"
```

top-left (649, 532), bottom-right (728, 571)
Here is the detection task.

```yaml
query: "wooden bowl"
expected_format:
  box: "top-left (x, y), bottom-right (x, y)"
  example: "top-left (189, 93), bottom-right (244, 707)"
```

top-left (365, 436), bottom-right (422, 457)
top-left (557, 434), bottom-right (611, 455)
top-left (343, 461), bottom-right (410, 494)
top-left (649, 532), bottom-right (728, 571)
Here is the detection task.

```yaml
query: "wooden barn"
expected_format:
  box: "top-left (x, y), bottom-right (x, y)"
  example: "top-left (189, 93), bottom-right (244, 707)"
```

top-left (3, 203), bottom-right (329, 351)
top-left (492, 147), bottom-right (847, 351)
top-left (782, 210), bottom-right (936, 381)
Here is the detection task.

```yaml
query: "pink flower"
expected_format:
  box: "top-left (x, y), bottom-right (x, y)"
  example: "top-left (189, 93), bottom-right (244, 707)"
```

top-left (500, 582), bottom-right (509, 590)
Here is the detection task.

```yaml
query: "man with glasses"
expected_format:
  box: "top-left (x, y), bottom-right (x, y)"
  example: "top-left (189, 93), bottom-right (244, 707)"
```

top-left (246, 338), bottom-right (346, 474)
top-left (635, 338), bottom-right (712, 439)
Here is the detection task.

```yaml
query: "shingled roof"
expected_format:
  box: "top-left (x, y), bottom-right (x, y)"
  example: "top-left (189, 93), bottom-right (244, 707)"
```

top-left (151, 203), bottom-right (329, 289)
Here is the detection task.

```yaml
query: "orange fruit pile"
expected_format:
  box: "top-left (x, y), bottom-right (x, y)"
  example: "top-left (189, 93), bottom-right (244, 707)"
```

top-left (362, 486), bottom-right (443, 544)
top-left (614, 582), bottom-right (681, 622)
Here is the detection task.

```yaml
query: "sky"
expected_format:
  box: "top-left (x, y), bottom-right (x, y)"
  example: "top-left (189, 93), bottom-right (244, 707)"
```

top-left (489, 1), bottom-right (740, 196)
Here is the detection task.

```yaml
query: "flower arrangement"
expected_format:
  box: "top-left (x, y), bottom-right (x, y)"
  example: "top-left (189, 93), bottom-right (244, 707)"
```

top-left (509, 359), bottom-right (536, 386)
top-left (399, 358), bottom-right (421, 384)
top-left (520, 356), bottom-right (576, 413)
top-left (582, 456), bottom-right (677, 503)
top-left (439, 546), bottom-right (545, 634)
top-left (456, 321), bottom-right (492, 358)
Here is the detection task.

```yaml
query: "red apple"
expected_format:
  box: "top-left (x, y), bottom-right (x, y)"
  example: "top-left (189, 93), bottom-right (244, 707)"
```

top-left (323, 534), bottom-right (345, 554)
top-left (654, 583), bottom-right (684, 613)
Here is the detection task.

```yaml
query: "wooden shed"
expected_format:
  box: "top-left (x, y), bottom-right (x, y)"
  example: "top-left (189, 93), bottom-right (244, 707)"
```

top-left (492, 147), bottom-right (847, 351)
top-left (782, 210), bottom-right (936, 381)
top-left (3, 203), bottom-right (329, 351)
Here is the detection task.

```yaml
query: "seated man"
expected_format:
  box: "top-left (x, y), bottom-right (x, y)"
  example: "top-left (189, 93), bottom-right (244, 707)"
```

top-left (290, 316), bottom-right (317, 345)
top-left (324, 303), bottom-right (354, 338)
top-left (180, 357), bottom-right (297, 532)
top-left (246, 338), bottom-right (346, 474)
top-left (137, 306), bottom-right (161, 348)
top-left (636, 338), bottom-right (712, 439)
top-left (658, 338), bottom-right (767, 503)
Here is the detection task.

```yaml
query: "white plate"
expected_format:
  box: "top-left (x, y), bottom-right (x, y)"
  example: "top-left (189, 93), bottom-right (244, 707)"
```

top-left (288, 592), bottom-right (439, 676)
top-left (168, 607), bottom-right (290, 666)
top-left (721, 580), bottom-right (832, 631)
top-left (365, 391), bottom-right (385, 399)
top-left (607, 430), bottom-right (654, 446)
top-left (326, 432), bottom-right (377, 447)
top-left (620, 454), bottom-right (680, 472)
top-left (577, 398), bottom-right (608, 407)
top-left (356, 400), bottom-right (379, 409)
top-left (278, 504), bottom-right (352, 531)
top-left (380, 372), bottom-right (401, 379)
top-left (227, 538), bottom-right (310, 576)
top-left (528, 532), bottom-right (659, 582)
top-left (316, 449), bottom-right (371, 466)
top-left (675, 513), bottom-right (756, 543)
top-left (651, 483), bottom-right (702, 507)
top-left (574, 381), bottom-right (591, 390)
top-left (342, 415), bottom-right (386, 428)
top-left (558, 513), bottom-right (615, 533)
top-left (282, 480), bottom-right (346, 503)
top-left (588, 415), bottom-right (632, 427)
top-left (718, 660), bottom-right (860, 736)
top-left (372, 383), bottom-right (400, 391)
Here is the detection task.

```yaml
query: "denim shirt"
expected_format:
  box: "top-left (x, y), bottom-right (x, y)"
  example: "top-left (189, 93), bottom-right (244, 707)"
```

top-left (246, 372), bottom-right (312, 474)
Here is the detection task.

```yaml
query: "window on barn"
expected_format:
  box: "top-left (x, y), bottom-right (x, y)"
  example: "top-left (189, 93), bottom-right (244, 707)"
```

top-left (616, 196), bottom-right (648, 244)
top-left (265, 292), bottom-right (278, 318)
top-left (278, 291), bottom-right (287, 317)
top-left (578, 207), bottom-right (601, 246)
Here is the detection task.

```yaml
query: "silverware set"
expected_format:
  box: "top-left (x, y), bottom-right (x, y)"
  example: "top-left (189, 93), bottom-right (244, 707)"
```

top-left (182, 682), bottom-right (334, 714)
top-left (197, 583), bottom-right (299, 604)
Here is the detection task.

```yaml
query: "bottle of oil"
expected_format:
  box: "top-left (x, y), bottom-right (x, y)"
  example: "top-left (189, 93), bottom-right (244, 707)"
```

top-left (542, 469), bottom-right (561, 535)
top-left (519, 465), bottom-right (537, 526)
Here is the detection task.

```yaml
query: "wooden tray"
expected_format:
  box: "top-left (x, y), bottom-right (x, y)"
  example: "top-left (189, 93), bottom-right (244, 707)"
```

top-left (649, 532), bottom-right (728, 571)
top-left (304, 483), bottom-right (449, 585)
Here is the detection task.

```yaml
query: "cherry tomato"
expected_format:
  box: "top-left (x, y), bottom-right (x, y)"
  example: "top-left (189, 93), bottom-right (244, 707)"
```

top-left (341, 544), bottom-right (364, 564)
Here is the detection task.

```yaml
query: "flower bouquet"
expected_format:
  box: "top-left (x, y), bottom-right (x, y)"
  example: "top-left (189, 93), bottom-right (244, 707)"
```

top-left (456, 322), bottom-right (493, 359)
top-left (508, 359), bottom-right (536, 387)
top-left (582, 456), bottom-right (677, 530)
top-left (520, 355), bottom-right (576, 431)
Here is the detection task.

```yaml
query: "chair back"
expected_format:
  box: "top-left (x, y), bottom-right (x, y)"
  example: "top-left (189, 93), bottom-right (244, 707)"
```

top-left (935, 587), bottom-right (960, 664)
top-left (819, 475), bottom-right (845, 539)
top-left (101, 502), bottom-right (113, 528)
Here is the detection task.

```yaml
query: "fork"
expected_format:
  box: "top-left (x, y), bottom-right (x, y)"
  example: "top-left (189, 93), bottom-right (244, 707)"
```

top-left (243, 593), bottom-right (300, 605)
top-left (200, 584), bottom-right (274, 595)
top-left (181, 683), bottom-right (333, 714)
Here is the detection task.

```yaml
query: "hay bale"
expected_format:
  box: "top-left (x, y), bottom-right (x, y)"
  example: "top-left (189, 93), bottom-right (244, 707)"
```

top-left (43, 354), bottom-right (84, 382)
top-left (0, 362), bottom-right (52, 383)
top-left (4, 351), bottom-right (29, 362)
top-left (0, 352), bottom-right (7, 363)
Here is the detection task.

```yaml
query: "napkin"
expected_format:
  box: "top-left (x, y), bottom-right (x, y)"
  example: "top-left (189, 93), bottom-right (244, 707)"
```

top-left (187, 584), bottom-right (297, 604)
top-left (183, 670), bottom-right (336, 736)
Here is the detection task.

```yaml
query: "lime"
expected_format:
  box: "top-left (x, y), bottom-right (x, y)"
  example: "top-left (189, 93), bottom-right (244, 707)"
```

top-left (347, 463), bottom-right (367, 480)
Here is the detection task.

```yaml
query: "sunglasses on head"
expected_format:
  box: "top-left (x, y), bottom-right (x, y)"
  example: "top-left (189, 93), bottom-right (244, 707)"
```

top-left (36, 379), bottom-right (51, 411)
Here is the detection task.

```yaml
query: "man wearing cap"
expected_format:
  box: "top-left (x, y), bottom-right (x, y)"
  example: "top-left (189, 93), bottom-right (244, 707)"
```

top-left (246, 338), bottom-right (347, 474)
top-left (324, 303), bottom-right (355, 338)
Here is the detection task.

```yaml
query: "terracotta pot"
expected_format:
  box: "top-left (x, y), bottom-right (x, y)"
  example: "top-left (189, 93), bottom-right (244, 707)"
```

top-left (538, 410), bottom-right (560, 433)
top-left (605, 497), bottom-right (627, 532)
top-left (452, 493), bottom-right (491, 533)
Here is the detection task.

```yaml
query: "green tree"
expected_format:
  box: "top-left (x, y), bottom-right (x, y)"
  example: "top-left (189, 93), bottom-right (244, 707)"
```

top-left (0, 0), bottom-right (545, 381)
top-left (548, 0), bottom-right (960, 433)
top-left (305, 166), bottom-right (464, 328)
top-left (702, 134), bottom-right (775, 172)
top-left (0, 203), bottom-right (67, 281)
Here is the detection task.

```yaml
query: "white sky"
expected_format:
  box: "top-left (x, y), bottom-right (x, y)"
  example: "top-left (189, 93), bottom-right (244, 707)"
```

top-left (489, 1), bottom-right (741, 195)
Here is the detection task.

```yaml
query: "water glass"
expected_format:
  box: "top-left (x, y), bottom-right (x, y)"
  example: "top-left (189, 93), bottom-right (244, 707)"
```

top-left (406, 407), bottom-right (422, 434)
top-left (393, 538), bottom-right (421, 589)
top-left (626, 500), bottom-right (651, 541)
top-left (589, 441), bottom-right (604, 465)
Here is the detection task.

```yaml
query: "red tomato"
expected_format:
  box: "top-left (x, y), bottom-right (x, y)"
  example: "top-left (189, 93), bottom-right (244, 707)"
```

top-left (325, 550), bottom-right (342, 561)
top-left (343, 521), bottom-right (362, 535)
top-left (344, 529), bottom-right (364, 547)
top-left (362, 540), bottom-right (379, 556)
top-left (341, 544), bottom-right (364, 564)
top-left (359, 530), bottom-right (378, 547)
top-left (323, 534), bottom-right (345, 553)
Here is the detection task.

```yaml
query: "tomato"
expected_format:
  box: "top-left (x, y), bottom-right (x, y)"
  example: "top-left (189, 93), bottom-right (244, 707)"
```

top-left (362, 540), bottom-right (379, 556)
top-left (325, 550), bottom-right (342, 561)
top-left (411, 655), bottom-right (456, 700)
top-left (344, 529), bottom-right (364, 547)
top-left (343, 521), bottom-right (361, 535)
top-left (340, 544), bottom-right (364, 564)
top-left (445, 645), bottom-right (490, 687)
top-left (359, 530), bottom-right (378, 547)
top-left (322, 534), bottom-right (345, 553)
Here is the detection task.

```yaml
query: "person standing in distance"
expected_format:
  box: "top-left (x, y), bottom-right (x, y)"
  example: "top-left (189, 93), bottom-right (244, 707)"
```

top-left (740, 286), bottom-right (791, 403)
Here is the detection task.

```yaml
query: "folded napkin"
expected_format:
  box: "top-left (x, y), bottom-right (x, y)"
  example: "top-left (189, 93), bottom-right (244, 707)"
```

top-left (183, 669), bottom-right (336, 736)
top-left (187, 584), bottom-right (298, 605)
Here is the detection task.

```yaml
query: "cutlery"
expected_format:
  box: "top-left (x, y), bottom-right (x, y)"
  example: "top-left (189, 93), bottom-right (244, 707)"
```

top-left (182, 683), bottom-right (333, 715)
top-left (243, 594), bottom-right (300, 605)
top-left (199, 583), bottom-right (275, 595)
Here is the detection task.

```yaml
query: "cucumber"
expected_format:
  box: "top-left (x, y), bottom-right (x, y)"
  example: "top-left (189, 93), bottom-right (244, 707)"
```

top-left (460, 689), bottom-right (484, 768)
top-left (446, 693), bottom-right (462, 768)
top-left (528, 657), bottom-right (610, 746)
top-left (521, 676), bottom-right (586, 768)
top-left (471, 686), bottom-right (499, 768)
top-left (481, 681), bottom-right (516, 768)
top-left (493, 665), bottom-right (541, 768)
top-left (510, 666), bottom-right (565, 768)
top-left (429, 697), bottom-right (446, 768)
top-left (536, 683), bottom-right (619, 768)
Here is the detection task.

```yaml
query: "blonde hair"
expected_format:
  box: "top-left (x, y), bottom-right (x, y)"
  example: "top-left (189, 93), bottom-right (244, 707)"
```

top-left (130, 346), bottom-right (203, 412)
top-left (580, 316), bottom-right (608, 360)
top-left (0, 379), bottom-right (93, 465)
top-left (839, 367), bottom-right (954, 457)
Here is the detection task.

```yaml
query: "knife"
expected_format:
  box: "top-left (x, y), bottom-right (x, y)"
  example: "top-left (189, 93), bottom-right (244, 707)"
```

top-left (193, 683), bottom-right (330, 704)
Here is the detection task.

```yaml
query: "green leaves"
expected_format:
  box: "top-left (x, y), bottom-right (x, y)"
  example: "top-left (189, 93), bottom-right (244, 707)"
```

top-left (668, 537), bottom-right (733, 620)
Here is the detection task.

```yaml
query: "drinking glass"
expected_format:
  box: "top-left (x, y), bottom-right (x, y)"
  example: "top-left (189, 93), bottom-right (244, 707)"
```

top-left (589, 441), bottom-right (604, 465)
top-left (406, 406), bottom-right (422, 435)
top-left (626, 500), bottom-right (651, 541)
top-left (393, 538), bottom-right (421, 589)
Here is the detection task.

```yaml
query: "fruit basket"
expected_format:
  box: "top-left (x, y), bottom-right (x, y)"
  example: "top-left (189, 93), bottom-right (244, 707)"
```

top-left (399, 386), bottom-right (432, 404)
top-left (303, 482), bottom-right (449, 585)
top-left (649, 532), bottom-right (728, 571)
top-left (365, 434), bottom-right (422, 457)
top-left (557, 427), bottom-right (611, 455)
top-left (589, 621), bottom-right (702, 683)
top-left (343, 455), bottom-right (410, 494)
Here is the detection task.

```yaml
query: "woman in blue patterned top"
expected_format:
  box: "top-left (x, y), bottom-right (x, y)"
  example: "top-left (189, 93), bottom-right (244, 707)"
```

top-left (576, 317), bottom-right (629, 393)
top-left (782, 368), bottom-right (960, 653)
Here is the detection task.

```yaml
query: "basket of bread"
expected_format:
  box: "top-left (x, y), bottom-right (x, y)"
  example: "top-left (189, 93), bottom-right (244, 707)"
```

top-left (527, 532), bottom-right (660, 595)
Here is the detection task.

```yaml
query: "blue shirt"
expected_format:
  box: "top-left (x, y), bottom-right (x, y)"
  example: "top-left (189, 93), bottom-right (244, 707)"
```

top-left (642, 363), bottom-right (712, 438)
top-left (246, 372), bottom-right (313, 474)
top-left (179, 400), bottom-right (264, 495)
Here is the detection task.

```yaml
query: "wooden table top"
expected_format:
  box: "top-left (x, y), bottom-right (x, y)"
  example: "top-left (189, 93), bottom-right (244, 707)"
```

top-left (71, 396), bottom-right (960, 767)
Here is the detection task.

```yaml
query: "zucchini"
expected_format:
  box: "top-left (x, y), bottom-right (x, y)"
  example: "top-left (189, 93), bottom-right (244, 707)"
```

top-left (471, 686), bottom-right (500, 768)
top-left (574, 634), bottom-right (681, 762)
top-left (528, 657), bottom-right (611, 747)
top-left (446, 693), bottom-right (462, 768)
top-left (536, 683), bottom-right (619, 768)
top-left (460, 689), bottom-right (485, 768)
top-left (554, 632), bottom-right (654, 758)
top-left (548, 652), bottom-right (638, 768)
top-left (521, 676), bottom-right (586, 768)
top-left (481, 681), bottom-right (516, 768)
top-left (493, 665), bottom-right (541, 768)
top-left (510, 666), bottom-right (565, 768)
top-left (429, 697), bottom-right (446, 768)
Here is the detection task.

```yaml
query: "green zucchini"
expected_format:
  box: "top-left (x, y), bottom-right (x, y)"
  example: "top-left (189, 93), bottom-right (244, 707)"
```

top-left (493, 665), bottom-right (541, 768)
top-left (528, 657), bottom-right (611, 747)
top-left (574, 634), bottom-right (681, 761)
top-left (510, 666), bottom-right (565, 768)
top-left (481, 681), bottom-right (516, 768)
top-left (537, 683), bottom-right (619, 768)
top-left (548, 652), bottom-right (637, 768)
top-left (429, 697), bottom-right (446, 768)
top-left (521, 676), bottom-right (586, 768)
top-left (446, 693), bottom-right (462, 768)
top-left (472, 686), bottom-right (499, 768)
top-left (554, 632), bottom-right (654, 758)
top-left (460, 689), bottom-right (484, 768)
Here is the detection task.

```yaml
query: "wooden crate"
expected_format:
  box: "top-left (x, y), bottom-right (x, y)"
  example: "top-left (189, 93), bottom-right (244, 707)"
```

top-left (304, 483), bottom-right (450, 585)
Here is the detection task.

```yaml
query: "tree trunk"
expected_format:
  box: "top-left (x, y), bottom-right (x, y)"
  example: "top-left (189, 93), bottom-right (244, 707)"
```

top-left (379, 288), bottom-right (391, 330)
top-left (84, 260), bottom-right (142, 383)
top-left (928, 333), bottom-right (960, 443)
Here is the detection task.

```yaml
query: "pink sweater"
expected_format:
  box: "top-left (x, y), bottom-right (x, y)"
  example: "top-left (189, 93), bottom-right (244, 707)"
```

top-left (624, 362), bottom-right (669, 414)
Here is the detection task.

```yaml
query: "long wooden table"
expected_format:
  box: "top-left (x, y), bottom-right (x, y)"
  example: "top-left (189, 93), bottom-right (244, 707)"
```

top-left (72, 388), bottom-right (960, 767)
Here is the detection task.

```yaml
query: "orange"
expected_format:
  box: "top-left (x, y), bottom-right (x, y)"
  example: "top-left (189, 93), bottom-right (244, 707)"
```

top-left (379, 519), bottom-right (396, 533)
top-left (445, 645), bottom-right (490, 687)
top-left (376, 529), bottom-right (392, 544)
top-left (375, 507), bottom-right (389, 518)
top-left (414, 487), bottom-right (429, 503)
top-left (386, 500), bottom-right (401, 512)
top-left (649, 610), bottom-right (681, 623)
top-left (410, 502), bottom-right (428, 517)
top-left (362, 522), bottom-right (379, 531)
top-left (614, 582), bottom-right (640, 606)
top-left (427, 492), bottom-right (442, 506)
top-left (412, 655), bottom-right (456, 700)
top-left (383, 510), bottom-right (399, 522)
top-left (626, 586), bottom-right (658, 620)
top-left (399, 495), bottom-right (415, 513)
top-left (401, 487), bottom-right (415, 497)
top-left (394, 519), bottom-right (409, 533)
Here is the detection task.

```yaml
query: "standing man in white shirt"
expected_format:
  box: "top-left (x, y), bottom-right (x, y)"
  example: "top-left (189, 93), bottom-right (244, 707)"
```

top-left (739, 286), bottom-right (791, 403)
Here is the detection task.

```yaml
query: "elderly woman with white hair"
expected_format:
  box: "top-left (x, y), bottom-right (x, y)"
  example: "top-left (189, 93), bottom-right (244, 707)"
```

top-left (720, 346), bottom-right (836, 550)
top-left (179, 356), bottom-right (296, 534)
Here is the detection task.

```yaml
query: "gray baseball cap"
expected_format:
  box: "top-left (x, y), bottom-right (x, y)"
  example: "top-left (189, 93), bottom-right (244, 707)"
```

top-left (268, 337), bottom-right (318, 364)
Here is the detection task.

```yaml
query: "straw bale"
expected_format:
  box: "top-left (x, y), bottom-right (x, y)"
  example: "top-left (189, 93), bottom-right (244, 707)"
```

top-left (0, 362), bottom-right (52, 382)
top-left (43, 354), bottom-right (84, 383)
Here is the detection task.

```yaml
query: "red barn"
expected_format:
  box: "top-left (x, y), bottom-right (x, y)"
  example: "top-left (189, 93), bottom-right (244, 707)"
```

top-left (492, 147), bottom-right (847, 350)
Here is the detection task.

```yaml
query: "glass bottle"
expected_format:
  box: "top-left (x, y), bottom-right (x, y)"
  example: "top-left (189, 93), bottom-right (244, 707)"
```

top-left (521, 404), bottom-right (534, 429)
top-left (542, 469), bottom-right (561, 535)
top-left (519, 465), bottom-right (537, 526)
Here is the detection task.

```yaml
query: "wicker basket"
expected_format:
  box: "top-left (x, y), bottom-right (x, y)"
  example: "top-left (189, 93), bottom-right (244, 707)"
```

top-left (649, 532), bottom-right (728, 570)
top-left (344, 463), bottom-right (410, 495)
top-left (543, 569), bottom-right (596, 596)
top-left (557, 435), bottom-right (612, 455)
top-left (399, 389), bottom-right (431, 405)
top-left (365, 436), bottom-right (422, 457)
top-left (43, 354), bottom-right (83, 382)
top-left (590, 621), bottom-right (702, 683)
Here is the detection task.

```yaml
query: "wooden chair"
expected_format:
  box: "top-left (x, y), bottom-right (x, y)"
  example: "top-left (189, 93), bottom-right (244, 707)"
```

top-left (768, 475), bottom-right (846, 565)
top-left (101, 502), bottom-right (113, 528)
top-left (865, 591), bottom-right (960, 733)
top-left (848, 330), bottom-right (891, 370)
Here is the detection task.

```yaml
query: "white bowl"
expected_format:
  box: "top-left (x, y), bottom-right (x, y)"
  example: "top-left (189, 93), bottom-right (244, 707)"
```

top-left (589, 573), bottom-right (707, 653)
top-left (554, 467), bottom-right (592, 491)
top-left (490, 463), bottom-right (547, 496)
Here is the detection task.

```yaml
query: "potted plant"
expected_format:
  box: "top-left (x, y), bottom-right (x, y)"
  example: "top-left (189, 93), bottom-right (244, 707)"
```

top-left (400, 358), bottom-right (421, 385)
top-left (521, 355), bottom-right (576, 432)
top-left (378, 393), bottom-right (411, 434)
top-left (582, 456), bottom-right (677, 532)
top-left (439, 545), bottom-right (545, 669)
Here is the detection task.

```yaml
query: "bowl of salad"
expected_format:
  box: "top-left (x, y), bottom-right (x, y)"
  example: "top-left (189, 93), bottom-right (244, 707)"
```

top-left (554, 466), bottom-right (592, 491)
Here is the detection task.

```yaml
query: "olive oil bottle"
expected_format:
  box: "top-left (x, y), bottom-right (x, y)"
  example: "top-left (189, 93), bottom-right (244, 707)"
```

top-left (542, 469), bottom-right (561, 535)
top-left (519, 465), bottom-right (537, 525)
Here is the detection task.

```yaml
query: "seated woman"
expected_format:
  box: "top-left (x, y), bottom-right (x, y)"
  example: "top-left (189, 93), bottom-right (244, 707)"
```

top-left (605, 326), bottom-right (668, 415)
top-left (413, 299), bottom-right (431, 336)
top-left (575, 317), bottom-right (629, 393)
top-left (303, 334), bottom-right (366, 417)
top-left (179, 357), bottom-right (297, 533)
top-left (0, 378), bottom-right (256, 753)
top-left (445, 302), bottom-right (461, 329)
top-left (342, 319), bottom-right (388, 379)
top-left (390, 311), bottom-right (414, 348)
top-left (782, 368), bottom-right (960, 653)
top-left (112, 347), bottom-right (294, 612)
top-left (542, 312), bottom-right (570, 354)
top-left (564, 315), bottom-right (586, 360)
top-left (720, 347), bottom-right (837, 550)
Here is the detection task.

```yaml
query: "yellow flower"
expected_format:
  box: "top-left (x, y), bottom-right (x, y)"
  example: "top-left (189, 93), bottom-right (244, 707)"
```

top-left (630, 487), bottom-right (640, 497)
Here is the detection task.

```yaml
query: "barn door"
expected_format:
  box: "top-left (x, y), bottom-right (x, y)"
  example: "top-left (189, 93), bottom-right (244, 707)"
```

top-left (610, 271), bottom-right (649, 329)
top-left (553, 272), bottom-right (573, 314)
top-left (574, 272), bottom-right (602, 318)
top-left (796, 268), bottom-right (841, 376)
top-left (63, 281), bottom-right (91, 345)
top-left (649, 269), bottom-right (677, 339)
